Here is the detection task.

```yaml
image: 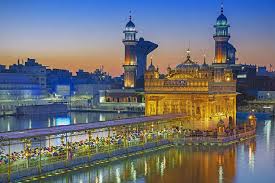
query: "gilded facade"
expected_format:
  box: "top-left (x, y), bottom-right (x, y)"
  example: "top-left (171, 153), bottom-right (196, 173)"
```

top-left (144, 51), bottom-right (237, 130)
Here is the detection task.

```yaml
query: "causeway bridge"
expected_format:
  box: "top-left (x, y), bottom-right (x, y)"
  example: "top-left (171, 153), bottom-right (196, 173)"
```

top-left (0, 114), bottom-right (256, 182)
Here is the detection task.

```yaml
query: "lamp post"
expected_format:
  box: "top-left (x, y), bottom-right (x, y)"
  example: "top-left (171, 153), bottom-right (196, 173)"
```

top-left (87, 130), bottom-right (92, 158)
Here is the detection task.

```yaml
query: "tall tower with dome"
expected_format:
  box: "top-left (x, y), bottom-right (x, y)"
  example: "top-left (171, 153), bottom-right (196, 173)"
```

top-left (213, 4), bottom-right (236, 65)
top-left (123, 15), bottom-right (138, 88)
top-left (98, 14), bottom-right (158, 112)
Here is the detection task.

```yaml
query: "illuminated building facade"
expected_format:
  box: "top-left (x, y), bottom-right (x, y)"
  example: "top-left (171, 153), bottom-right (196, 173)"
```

top-left (212, 5), bottom-right (275, 100)
top-left (144, 50), bottom-right (237, 130)
top-left (98, 15), bottom-right (157, 112)
top-left (0, 58), bottom-right (47, 100)
top-left (123, 16), bottom-right (138, 88)
top-left (122, 16), bottom-right (158, 88)
top-left (213, 5), bottom-right (236, 65)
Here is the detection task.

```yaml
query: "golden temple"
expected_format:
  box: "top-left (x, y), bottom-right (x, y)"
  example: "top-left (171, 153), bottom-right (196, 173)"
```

top-left (144, 50), bottom-right (237, 130)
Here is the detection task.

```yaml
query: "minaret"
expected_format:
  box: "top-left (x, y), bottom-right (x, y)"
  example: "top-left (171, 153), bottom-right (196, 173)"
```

top-left (213, 4), bottom-right (231, 64)
top-left (123, 14), bottom-right (138, 88)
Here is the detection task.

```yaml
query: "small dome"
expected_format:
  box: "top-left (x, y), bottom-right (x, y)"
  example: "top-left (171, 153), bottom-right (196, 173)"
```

top-left (216, 5), bottom-right (228, 26)
top-left (176, 49), bottom-right (199, 70)
top-left (217, 13), bottom-right (227, 26)
top-left (148, 59), bottom-right (156, 71)
top-left (139, 37), bottom-right (144, 42)
top-left (148, 64), bottom-right (156, 71)
top-left (126, 20), bottom-right (135, 28)
top-left (125, 16), bottom-right (136, 31)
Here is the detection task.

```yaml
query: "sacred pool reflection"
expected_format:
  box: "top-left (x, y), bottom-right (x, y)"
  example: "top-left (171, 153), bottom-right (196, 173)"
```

top-left (24, 113), bottom-right (275, 183)
top-left (29, 142), bottom-right (252, 183)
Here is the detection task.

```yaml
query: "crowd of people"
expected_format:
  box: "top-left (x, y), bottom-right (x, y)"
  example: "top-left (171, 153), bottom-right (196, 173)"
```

top-left (0, 126), bottom-right (177, 168)
top-left (0, 121), bottom-right (255, 171)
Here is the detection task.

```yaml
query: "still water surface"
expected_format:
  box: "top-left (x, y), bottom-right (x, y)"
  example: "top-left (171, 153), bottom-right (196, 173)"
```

top-left (6, 112), bottom-right (272, 183)
top-left (0, 112), bottom-right (141, 132)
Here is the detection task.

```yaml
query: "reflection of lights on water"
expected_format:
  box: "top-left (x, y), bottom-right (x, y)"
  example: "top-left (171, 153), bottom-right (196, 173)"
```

top-left (86, 117), bottom-right (88, 123)
top-left (56, 117), bottom-right (70, 126)
top-left (131, 162), bottom-right (136, 181)
top-left (29, 119), bottom-right (32, 129)
top-left (99, 114), bottom-right (105, 121)
top-left (160, 157), bottom-right (166, 176)
top-left (264, 120), bottom-right (271, 150)
top-left (48, 118), bottom-right (51, 127)
top-left (218, 166), bottom-right (223, 183)
top-left (95, 176), bottom-right (99, 183)
top-left (144, 160), bottom-right (148, 176)
top-left (157, 156), bottom-right (160, 172)
top-left (7, 121), bottom-right (10, 131)
top-left (95, 171), bottom-right (103, 183)
top-left (179, 152), bottom-right (182, 166)
top-left (248, 145), bottom-right (255, 172)
top-left (116, 168), bottom-right (121, 183)
top-left (73, 117), bottom-right (76, 124)
top-left (79, 179), bottom-right (83, 183)
top-left (160, 162), bottom-right (164, 176)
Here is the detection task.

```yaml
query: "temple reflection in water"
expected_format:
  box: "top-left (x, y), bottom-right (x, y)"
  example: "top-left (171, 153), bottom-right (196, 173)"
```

top-left (37, 139), bottom-right (255, 183)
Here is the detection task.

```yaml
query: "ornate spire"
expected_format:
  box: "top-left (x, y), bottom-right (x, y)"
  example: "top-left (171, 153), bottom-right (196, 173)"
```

top-left (221, 1), bottom-right (224, 14)
top-left (129, 10), bottom-right (132, 21)
top-left (148, 56), bottom-right (156, 71)
top-left (203, 54), bottom-right (206, 65)
top-left (186, 48), bottom-right (191, 60)
top-left (187, 41), bottom-right (191, 59)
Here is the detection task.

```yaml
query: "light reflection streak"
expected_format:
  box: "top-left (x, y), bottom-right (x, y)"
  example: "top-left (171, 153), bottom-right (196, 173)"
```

top-left (7, 121), bottom-right (10, 131)
top-left (144, 160), bottom-right (148, 176)
top-left (29, 119), bottom-right (32, 129)
top-left (99, 113), bottom-right (105, 121)
top-left (99, 171), bottom-right (103, 183)
top-left (48, 118), bottom-right (51, 127)
top-left (131, 162), bottom-right (136, 181)
top-left (95, 176), bottom-right (99, 183)
top-left (160, 156), bottom-right (166, 176)
top-left (116, 168), bottom-right (121, 183)
top-left (264, 120), bottom-right (271, 150)
top-left (218, 165), bottom-right (223, 183)
top-left (157, 156), bottom-right (160, 173)
top-left (248, 145), bottom-right (255, 172)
